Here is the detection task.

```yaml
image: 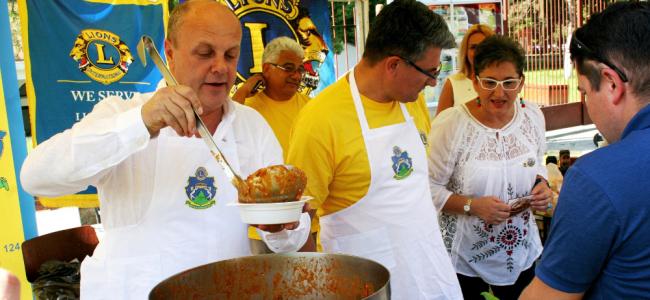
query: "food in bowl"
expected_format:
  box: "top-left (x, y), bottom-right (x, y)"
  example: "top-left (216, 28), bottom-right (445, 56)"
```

top-left (238, 165), bottom-right (307, 203)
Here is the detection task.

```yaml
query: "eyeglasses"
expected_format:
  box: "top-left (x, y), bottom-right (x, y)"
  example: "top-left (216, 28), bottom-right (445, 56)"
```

top-left (396, 56), bottom-right (441, 81)
top-left (270, 63), bottom-right (306, 76)
top-left (570, 34), bottom-right (628, 82)
top-left (476, 76), bottom-right (522, 91)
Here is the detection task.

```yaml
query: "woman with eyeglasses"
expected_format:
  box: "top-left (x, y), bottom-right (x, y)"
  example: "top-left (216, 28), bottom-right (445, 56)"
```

top-left (427, 35), bottom-right (553, 300)
top-left (436, 24), bottom-right (495, 115)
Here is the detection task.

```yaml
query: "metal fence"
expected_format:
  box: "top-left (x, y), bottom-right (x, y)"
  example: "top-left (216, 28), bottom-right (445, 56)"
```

top-left (505, 0), bottom-right (616, 107)
top-left (329, 0), bottom-right (374, 79)
top-left (328, 0), bottom-right (618, 108)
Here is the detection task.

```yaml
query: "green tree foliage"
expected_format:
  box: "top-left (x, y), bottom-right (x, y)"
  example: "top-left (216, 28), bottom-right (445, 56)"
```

top-left (168, 0), bottom-right (180, 11)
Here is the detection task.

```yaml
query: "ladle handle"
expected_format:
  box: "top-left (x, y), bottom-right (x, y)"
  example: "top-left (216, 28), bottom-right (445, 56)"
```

top-left (138, 35), bottom-right (244, 185)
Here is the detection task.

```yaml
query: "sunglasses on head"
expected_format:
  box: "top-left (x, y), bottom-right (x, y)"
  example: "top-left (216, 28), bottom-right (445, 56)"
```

top-left (570, 34), bottom-right (628, 82)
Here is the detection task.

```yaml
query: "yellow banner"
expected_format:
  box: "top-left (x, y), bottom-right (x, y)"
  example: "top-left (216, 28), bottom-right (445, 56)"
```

top-left (0, 70), bottom-right (32, 299)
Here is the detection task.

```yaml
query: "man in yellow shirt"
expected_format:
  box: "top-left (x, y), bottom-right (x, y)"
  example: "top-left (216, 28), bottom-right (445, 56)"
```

top-left (232, 37), bottom-right (314, 253)
top-left (286, 0), bottom-right (462, 298)
top-left (232, 37), bottom-right (310, 156)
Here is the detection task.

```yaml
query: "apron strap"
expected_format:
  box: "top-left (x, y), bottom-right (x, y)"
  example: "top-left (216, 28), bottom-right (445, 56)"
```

top-left (348, 68), bottom-right (412, 136)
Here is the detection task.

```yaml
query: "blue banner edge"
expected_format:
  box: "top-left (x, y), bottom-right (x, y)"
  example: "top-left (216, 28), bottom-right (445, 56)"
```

top-left (1, 0), bottom-right (38, 240)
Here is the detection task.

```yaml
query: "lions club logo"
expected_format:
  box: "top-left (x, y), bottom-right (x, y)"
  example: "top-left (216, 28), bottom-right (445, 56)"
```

top-left (185, 167), bottom-right (218, 209)
top-left (222, 0), bottom-right (329, 95)
top-left (391, 146), bottom-right (413, 180)
top-left (69, 29), bottom-right (133, 85)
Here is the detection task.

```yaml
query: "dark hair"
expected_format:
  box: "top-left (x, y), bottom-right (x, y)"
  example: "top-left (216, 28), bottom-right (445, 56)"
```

top-left (473, 35), bottom-right (526, 77)
top-left (546, 156), bottom-right (558, 165)
top-left (570, 2), bottom-right (650, 101)
top-left (363, 0), bottom-right (455, 64)
top-left (559, 149), bottom-right (570, 158)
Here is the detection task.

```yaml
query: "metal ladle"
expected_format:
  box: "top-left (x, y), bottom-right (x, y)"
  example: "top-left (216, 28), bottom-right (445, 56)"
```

top-left (136, 35), bottom-right (246, 190)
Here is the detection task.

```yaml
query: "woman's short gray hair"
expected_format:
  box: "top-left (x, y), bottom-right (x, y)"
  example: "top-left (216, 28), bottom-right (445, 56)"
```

top-left (262, 37), bottom-right (305, 64)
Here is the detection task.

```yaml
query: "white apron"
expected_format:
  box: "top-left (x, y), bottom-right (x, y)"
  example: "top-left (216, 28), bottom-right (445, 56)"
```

top-left (319, 70), bottom-right (463, 300)
top-left (80, 125), bottom-right (249, 299)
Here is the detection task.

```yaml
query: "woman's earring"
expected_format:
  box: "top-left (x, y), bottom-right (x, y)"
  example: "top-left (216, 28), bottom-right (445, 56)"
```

top-left (476, 98), bottom-right (481, 107)
top-left (520, 97), bottom-right (525, 108)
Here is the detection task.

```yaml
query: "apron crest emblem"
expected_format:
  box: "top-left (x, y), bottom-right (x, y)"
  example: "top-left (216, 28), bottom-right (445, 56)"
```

top-left (185, 167), bottom-right (217, 209)
top-left (391, 146), bottom-right (413, 180)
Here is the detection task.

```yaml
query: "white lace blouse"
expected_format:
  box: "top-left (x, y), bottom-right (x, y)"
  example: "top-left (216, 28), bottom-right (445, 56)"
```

top-left (428, 101), bottom-right (547, 285)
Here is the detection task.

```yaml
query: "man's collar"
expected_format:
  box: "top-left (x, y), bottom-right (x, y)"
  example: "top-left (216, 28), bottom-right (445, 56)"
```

top-left (621, 103), bottom-right (650, 140)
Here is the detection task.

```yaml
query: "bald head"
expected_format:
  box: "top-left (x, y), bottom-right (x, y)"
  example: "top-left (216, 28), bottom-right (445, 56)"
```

top-left (167, 0), bottom-right (239, 45)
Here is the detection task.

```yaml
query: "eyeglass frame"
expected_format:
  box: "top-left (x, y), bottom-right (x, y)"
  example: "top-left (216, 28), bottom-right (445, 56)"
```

top-left (570, 34), bottom-right (629, 82)
top-left (475, 76), bottom-right (523, 91)
top-left (269, 63), bottom-right (307, 76)
top-left (393, 55), bottom-right (441, 81)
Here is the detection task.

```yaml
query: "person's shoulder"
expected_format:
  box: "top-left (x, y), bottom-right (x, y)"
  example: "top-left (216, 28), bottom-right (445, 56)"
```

top-left (232, 100), bottom-right (268, 126)
top-left (575, 134), bottom-right (650, 176)
top-left (564, 143), bottom-right (628, 197)
top-left (300, 78), bottom-right (352, 115)
top-left (429, 106), bottom-right (468, 139)
top-left (294, 92), bottom-right (311, 103)
top-left (312, 78), bottom-right (350, 102)
top-left (432, 105), bottom-right (466, 127)
top-left (521, 100), bottom-right (543, 116)
top-left (243, 93), bottom-right (264, 108)
top-left (449, 72), bottom-right (469, 81)
top-left (293, 80), bottom-right (353, 137)
top-left (520, 100), bottom-right (545, 124)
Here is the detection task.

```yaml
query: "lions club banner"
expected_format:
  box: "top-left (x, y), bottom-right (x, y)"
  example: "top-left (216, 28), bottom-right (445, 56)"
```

top-left (219, 0), bottom-right (335, 96)
top-left (18, 0), bottom-right (167, 205)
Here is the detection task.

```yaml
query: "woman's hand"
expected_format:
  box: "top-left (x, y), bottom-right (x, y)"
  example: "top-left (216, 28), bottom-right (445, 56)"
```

top-left (530, 177), bottom-right (553, 212)
top-left (471, 196), bottom-right (511, 225)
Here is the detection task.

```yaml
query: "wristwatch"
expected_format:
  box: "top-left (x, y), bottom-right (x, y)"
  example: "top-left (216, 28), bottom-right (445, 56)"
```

top-left (463, 198), bottom-right (472, 216)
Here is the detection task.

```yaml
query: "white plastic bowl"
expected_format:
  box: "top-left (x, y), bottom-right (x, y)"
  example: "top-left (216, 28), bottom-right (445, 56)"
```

top-left (228, 196), bottom-right (312, 225)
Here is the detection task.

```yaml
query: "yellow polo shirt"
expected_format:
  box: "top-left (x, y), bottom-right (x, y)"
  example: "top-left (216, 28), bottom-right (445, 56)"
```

top-left (286, 77), bottom-right (431, 218)
top-left (244, 91), bottom-right (313, 240)
top-left (244, 91), bottom-right (310, 160)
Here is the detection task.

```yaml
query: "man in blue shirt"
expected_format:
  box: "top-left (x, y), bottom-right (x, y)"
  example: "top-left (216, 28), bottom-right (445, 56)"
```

top-left (521, 2), bottom-right (650, 299)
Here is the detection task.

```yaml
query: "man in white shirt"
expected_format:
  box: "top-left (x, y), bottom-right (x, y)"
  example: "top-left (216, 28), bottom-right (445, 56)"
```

top-left (20, 1), bottom-right (310, 299)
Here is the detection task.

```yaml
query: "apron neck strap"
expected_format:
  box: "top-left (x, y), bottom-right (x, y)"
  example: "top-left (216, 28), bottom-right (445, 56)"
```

top-left (349, 68), bottom-right (410, 135)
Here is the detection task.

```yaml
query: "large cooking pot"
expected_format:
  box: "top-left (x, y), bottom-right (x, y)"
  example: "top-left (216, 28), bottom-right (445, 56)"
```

top-left (149, 252), bottom-right (390, 300)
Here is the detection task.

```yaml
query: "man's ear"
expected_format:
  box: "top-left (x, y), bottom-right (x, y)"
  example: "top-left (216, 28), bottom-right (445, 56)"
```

top-left (385, 56), bottom-right (401, 76)
top-left (601, 68), bottom-right (626, 105)
top-left (262, 63), bottom-right (272, 80)
top-left (164, 39), bottom-right (174, 68)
